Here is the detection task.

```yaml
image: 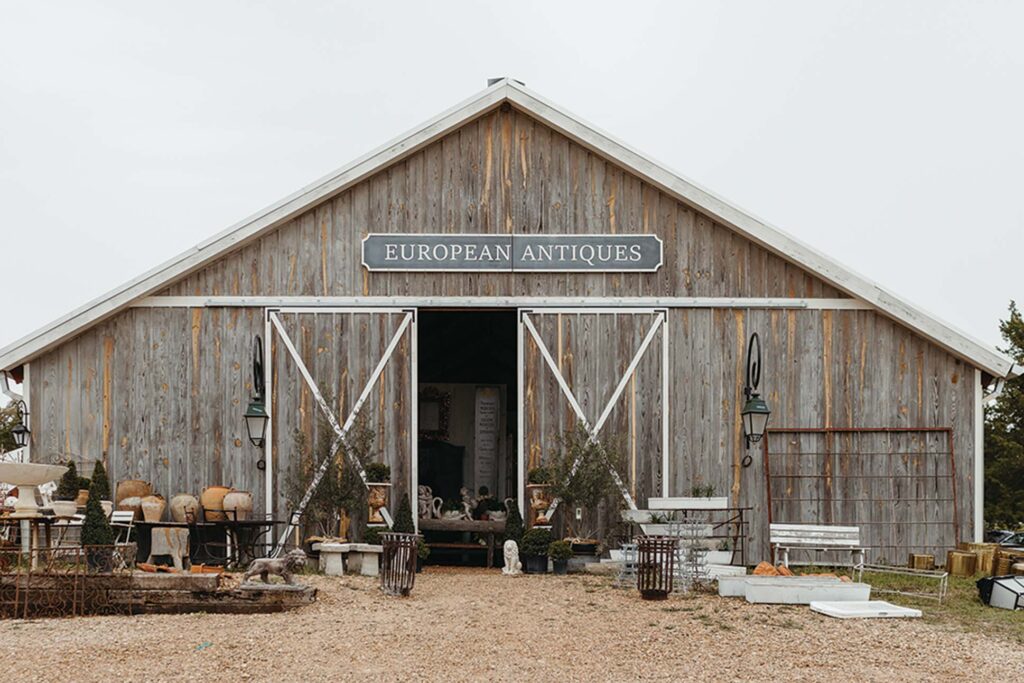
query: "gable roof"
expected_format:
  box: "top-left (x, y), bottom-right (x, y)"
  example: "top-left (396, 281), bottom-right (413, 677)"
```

top-left (0, 78), bottom-right (1014, 378)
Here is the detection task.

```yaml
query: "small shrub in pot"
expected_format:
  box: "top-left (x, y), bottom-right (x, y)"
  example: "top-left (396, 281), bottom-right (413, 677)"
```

top-left (364, 462), bottom-right (391, 483)
top-left (548, 540), bottom-right (572, 575)
top-left (520, 528), bottom-right (553, 574)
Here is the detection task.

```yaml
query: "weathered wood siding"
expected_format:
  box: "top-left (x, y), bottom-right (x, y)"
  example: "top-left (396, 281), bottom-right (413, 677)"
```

top-left (26, 105), bottom-right (977, 558)
top-left (160, 107), bottom-right (845, 301)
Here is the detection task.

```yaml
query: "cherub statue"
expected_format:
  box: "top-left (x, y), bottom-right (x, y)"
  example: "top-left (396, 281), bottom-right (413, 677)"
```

top-left (459, 487), bottom-right (477, 519)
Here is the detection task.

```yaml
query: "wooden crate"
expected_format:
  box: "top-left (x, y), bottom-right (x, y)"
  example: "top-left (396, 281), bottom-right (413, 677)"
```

top-left (946, 550), bottom-right (977, 577)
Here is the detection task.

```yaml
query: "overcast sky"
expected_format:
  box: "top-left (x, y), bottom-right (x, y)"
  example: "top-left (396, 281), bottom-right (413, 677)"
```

top-left (1, 1), bottom-right (1022, 360)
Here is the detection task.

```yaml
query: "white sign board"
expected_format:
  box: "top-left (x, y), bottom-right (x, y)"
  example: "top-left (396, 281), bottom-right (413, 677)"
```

top-left (473, 387), bottom-right (500, 493)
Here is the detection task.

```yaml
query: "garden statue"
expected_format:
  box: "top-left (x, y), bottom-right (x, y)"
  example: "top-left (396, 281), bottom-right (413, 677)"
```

top-left (418, 485), bottom-right (434, 518)
top-left (367, 484), bottom-right (388, 524)
top-left (243, 549), bottom-right (307, 585)
top-left (502, 540), bottom-right (522, 576)
top-left (459, 487), bottom-right (476, 518)
top-left (529, 488), bottom-right (550, 525)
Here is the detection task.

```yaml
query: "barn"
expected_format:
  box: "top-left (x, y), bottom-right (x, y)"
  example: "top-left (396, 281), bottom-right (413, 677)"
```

top-left (0, 78), bottom-right (1014, 563)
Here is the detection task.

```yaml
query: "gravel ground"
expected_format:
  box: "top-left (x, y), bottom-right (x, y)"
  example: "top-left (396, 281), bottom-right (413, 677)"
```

top-left (1, 567), bottom-right (1021, 682)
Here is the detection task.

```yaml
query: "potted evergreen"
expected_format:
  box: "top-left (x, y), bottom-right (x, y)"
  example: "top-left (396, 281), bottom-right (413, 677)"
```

top-left (520, 527), bottom-right (552, 574)
top-left (81, 474), bottom-right (116, 572)
top-left (503, 501), bottom-right (524, 547)
top-left (392, 493), bottom-right (415, 533)
top-left (548, 540), bottom-right (572, 575)
top-left (90, 460), bottom-right (114, 516)
top-left (416, 538), bottom-right (430, 573)
top-left (52, 460), bottom-right (81, 517)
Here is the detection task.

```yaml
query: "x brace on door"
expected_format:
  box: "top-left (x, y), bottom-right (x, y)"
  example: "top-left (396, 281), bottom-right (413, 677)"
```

top-left (521, 309), bottom-right (669, 517)
top-left (269, 309), bottom-right (413, 557)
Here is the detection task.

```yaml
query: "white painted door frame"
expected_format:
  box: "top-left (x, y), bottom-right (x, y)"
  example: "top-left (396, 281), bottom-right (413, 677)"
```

top-left (266, 307), bottom-right (417, 556)
top-left (517, 307), bottom-right (670, 518)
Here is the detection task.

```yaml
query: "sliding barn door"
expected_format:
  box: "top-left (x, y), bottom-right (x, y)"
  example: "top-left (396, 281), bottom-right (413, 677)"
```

top-left (268, 308), bottom-right (416, 539)
top-left (518, 308), bottom-right (668, 530)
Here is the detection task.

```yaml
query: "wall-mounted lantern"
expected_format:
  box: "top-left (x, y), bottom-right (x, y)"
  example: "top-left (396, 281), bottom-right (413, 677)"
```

top-left (244, 335), bottom-right (268, 450)
top-left (740, 332), bottom-right (771, 460)
top-left (11, 400), bottom-right (30, 449)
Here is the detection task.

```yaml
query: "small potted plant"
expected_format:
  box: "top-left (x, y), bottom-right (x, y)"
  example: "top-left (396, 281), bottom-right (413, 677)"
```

top-left (482, 497), bottom-right (508, 521)
top-left (548, 539), bottom-right (573, 575)
top-left (417, 538), bottom-right (430, 572)
top-left (52, 460), bottom-right (81, 518)
top-left (526, 466), bottom-right (552, 526)
top-left (364, 462), bottom-right (391, 525)
top-left (520, 527), bottom-right (552, 574)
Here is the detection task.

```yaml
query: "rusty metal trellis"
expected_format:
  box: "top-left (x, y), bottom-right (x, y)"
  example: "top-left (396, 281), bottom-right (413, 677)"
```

top-left (0, 545), bottom-right (135, 619)
top-left (637, 535), bottom-right (676, 600)
top-left (763, 427), bottom-right (959, 563)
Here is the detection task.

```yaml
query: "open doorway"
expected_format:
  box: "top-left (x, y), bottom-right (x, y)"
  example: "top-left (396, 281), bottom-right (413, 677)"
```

top-left (416, 309), bottom-right (517, 566)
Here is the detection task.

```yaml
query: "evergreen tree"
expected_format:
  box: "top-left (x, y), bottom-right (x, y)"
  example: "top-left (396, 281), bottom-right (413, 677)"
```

top-left (90, 459), bottom-right (111, 500)
top-left (56, 460), bottom-right (81, 500)
top-left (504, 501), bottom-right (525, 545)
top-left (81, 474), bottom-right (115, 547)
top-left (393, 493), bottom-right (415, 533)
top-left (984, 301), bottom-right (1024, 528)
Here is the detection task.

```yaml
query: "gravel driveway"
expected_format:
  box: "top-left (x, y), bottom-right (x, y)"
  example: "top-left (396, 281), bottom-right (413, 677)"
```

top-left (1, 567), bottom-right (1020, 681)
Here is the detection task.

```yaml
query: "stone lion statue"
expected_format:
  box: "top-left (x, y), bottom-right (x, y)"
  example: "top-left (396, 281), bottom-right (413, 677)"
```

top-left (243, 548), bottom-right (307, 585)
top-left (502, 540), bottom-right (522, 576)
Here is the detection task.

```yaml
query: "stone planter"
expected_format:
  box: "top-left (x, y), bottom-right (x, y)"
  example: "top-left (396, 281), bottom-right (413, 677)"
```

top-left (141, 494), bottom-right (166, 522)
top-left (51, 500), bottom-right (79, 518)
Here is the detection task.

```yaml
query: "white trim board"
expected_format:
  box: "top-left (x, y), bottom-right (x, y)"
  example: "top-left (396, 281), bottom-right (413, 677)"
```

top-left (0, 78), bottom-right (1013, 377)
top-left (131, 296), bottom-right (873, 310)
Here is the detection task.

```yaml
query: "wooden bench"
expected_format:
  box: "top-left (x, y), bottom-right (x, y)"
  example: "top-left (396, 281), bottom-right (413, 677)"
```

top-left (770, 523), bottom-right (865, 568)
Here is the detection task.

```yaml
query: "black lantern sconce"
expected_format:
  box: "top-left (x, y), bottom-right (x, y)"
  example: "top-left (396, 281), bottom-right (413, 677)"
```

top-left (740, 332), bottom-right (771, 465)
top-left (11, 399), bottom-right (30, 449)
top-left (244, 335), bottom-right (268, 453)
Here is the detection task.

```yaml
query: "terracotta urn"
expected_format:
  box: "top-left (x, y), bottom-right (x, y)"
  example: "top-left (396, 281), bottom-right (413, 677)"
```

top-left (222, 490), bottom-right (253, 521)
top-left (115, 479), bottom-right (152, 506)
top-left (140, 494), bottom-right (166, 522)
top-left (117, 496), bottom-right (143, 520)
top-left (200, 485), bottom-right (233, 521)
top-left (526, 484), bottom-right (552, 526)
top-left (367, 483), bottom-right (392, 525)
top-left (75, 489), bottom-right (90, 506)
top-left (169, 494), bottom-right (200, 523)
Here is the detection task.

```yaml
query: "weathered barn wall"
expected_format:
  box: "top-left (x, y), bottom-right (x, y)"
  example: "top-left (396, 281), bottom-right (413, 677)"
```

top-left (160, 106), bottom-right (846, 301)
top-left (25, 103), bottom-right (976, 559)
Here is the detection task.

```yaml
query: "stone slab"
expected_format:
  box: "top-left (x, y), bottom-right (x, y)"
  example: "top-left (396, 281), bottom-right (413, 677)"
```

top-left (810, 600), bottom-right (922, 619)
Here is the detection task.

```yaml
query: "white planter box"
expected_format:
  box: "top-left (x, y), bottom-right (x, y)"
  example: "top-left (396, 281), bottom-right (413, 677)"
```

top-left (810, 601), bottom-right (922, 619)
top-left (745, 579), bottom-right (870, 605)
top-left (705, 550), bottom-right (733, 565)
top-left (648, 497), bottom-right (730, 510)
top-left (717, 575), bottom-right (841, 598)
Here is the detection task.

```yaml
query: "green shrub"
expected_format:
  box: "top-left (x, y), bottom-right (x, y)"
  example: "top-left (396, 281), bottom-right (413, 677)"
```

top-left (364, 462), bottom-right (390, 483)
top-left (527, 466), bottom-right (551, 485)
top-left (548, 540), bottom-right (573, 561)
top-left (417, 537), bottom-right (430, 560)
top-left (393, 493), bottom-right (415, 533)
top-left (503, 502), bottom-right (525, 545)
top-left (90, 460), bottom-right (111, 500)
top-left (81, 475), bottom-right (114, 547)
top-left (55, 461), bottom-right (81, 500)
top-left (363, 527), bottom-right (383, 545)
top-left (520, 527), bottom-right (552, 556)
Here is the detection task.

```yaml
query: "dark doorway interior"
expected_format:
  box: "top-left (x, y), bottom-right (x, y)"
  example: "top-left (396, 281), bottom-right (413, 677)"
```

top-left (417, 309), bottom-right (517, 565)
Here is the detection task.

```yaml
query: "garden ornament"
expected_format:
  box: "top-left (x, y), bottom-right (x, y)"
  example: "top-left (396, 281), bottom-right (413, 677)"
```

top-left (502, 540), bottom-right (522, 576)
top-left (243, 548), bottom-right (307, 585)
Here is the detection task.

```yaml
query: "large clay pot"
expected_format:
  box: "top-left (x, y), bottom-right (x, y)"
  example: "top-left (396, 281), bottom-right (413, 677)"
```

top-left (117, 496), bottom-right (143, 520)
top-left (75, 489), bottom-right (90, 506)
top-left (200, 486), bottom-right (232, 521)
top-left (170, 494), bottom-right (200, 523)
top-left (140, 494), bottom-right (166, 522)
top-left (115, 479), bottom-right (152, 506)
top-left (222, 490), bottom-right (253, 521)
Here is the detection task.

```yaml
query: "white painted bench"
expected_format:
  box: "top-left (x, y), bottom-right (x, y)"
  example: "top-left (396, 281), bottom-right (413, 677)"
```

top-left (770, 523), bottom-right (865, 568)
top-left (312, 542), bottom-right (383, 577)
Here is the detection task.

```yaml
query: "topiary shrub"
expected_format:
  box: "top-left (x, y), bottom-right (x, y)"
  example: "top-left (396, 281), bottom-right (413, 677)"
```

top-left (55, 461), bottom-right (80, 501)
top-left (527, 466), bottom-right (551, 485)
top-left (81, 469), bottom-right (115, 564)
top-left (393, 493), bottom-right (415, 533)
top-left (503, 502), bottom-right (524, 545)
top-left (417, 537), bottom-right (430, 560)
top-left (520, 527), bottom-right (553, 556)
top-left (364, 462), bottom-right (390, 483)
top-left (363, 526), bottom-right (383, 545)
top-left (548, 539), bottom-right (573, 561)
top-left (90, 460), bottom-right (111, 500)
